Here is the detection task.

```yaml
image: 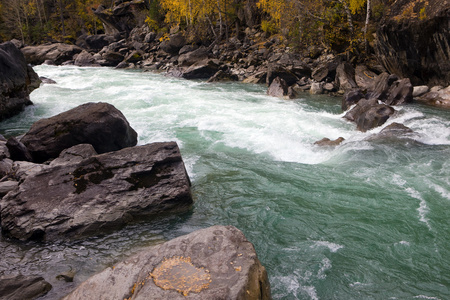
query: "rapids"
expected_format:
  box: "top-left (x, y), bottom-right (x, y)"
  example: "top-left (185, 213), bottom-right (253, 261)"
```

top-left (1, 65), bottom-right (449, 299)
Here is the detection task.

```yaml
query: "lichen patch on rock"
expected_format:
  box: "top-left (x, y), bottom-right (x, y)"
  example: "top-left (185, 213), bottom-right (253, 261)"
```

top-left (150, 256), bottom-right (211, 296)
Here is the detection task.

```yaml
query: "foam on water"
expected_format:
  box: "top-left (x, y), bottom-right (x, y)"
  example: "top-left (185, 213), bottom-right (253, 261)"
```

top-left (2, 66), bottom-right (450, 300)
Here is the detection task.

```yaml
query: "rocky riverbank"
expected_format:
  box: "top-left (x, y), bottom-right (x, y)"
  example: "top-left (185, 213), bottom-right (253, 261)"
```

top-left (0, 101), bottom-right (272, 299)
top-left (10, 0), bottom-right (449, 136)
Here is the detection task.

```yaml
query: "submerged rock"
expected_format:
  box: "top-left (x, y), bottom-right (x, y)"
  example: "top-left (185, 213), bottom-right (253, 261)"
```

top-left (20, 102), bottom-right (137, 163)
top-left (0, 142), bottom-right (193, 241)
top-left (63, 225), bottom-right (271, 300)
top-left (0, 274), bottom-right (52, 300)
top-left (314, 137), bottom-right (345, 147)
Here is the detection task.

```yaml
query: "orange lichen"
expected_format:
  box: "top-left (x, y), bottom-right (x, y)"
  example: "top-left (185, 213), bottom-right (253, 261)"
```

top-left (150, 256), bottom-right (211, 296)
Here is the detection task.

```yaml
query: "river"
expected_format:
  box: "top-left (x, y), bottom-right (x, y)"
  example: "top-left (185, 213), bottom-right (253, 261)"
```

top-left (1, 65), bottom-right (449, 299)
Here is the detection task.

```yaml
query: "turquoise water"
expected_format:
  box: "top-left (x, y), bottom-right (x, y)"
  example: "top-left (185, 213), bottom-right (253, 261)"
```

top-left (1, 66), bottom-right (449, 299)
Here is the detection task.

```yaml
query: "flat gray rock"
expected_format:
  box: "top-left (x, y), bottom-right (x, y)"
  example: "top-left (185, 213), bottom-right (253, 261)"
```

top-left (63, 225), bottom-right (271, 300)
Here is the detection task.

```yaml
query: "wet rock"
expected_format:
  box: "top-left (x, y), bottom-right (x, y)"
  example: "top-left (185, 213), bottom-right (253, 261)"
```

top-left (101, 51), bottom-right (125, 67)
top-left (242, 70), bottom-right (267, 84)
top-left (385, 78), bottom-right (413, 106)
top-left (266, 65), bottom-right (299, 86)
top-left (352, 100), bottom-right (395, 132)
top-left (0, 274), bottom-right (52, 300)
top-left (412, 85), bottom-right (430, 97)
top-left (314, 137), bottom-right (345, 147)
top-left (0, 142), bottom-right (193, 241)
top-left (182, 59), bottom-right (219, 80)
top-left (124, 50), bottom-right (143, 64)
top-left (310, 82), bottom-right (323, 95)
top-left (0, 159), bottom-right (13, 178)
top-left (21, 43), bottom-right (83, 65)
top-left (56, 268), bottom-right (76, 283)
top-left (366, 72), bottom-right (398, 101)
top-left (207, 70), bottom-right (238, 83)
top-left (0, 180), bottom-right (19, 197)
top-left (178, 47), bottom-right (209, 66)
top-left (355, 65), bottom-right (377, 91)
top-left (63, 225), bottom-right (271, 300)
top-left (335, 62), bottom-right (358, 92)
top-left (267, 77), bottom-right (288, 98)
top-left (160, 33), bottom-right (186, 55)
top-left (0, 42), bottom-right (40, 121)
top-left (39, 76), bottom-right (57, 84)
top-left (342, 90), bottom-right (365, 111)
top-left (323, 83), bottom-right (336, 92)
top-left (0, 140), bottom-right (10, 159)
top-left (49, 144), bottom-right (97, 167)
top-left (74, 50), bottom-right (99, 67)
top-left (344, 98), bottom-right (378, 122)
top-left (6, 137), bottom-right (33, 162)
top-left (76, 34), bottom-right (117, 51)
top-left (365, 122), bottom-right (416, 142)
top-left (416, 85), bottom-right (450, 108)
top-left (20, 102), bottom-right (137, 163)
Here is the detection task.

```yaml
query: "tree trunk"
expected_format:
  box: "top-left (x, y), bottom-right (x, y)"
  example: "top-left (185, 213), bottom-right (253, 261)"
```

top-left (339, 0), bottom-right (354, 36)
top-left (364, 0), bottom-right (371, 54)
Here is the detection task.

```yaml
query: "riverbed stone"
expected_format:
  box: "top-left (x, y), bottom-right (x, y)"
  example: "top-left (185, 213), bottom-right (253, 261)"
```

top-left (267, 77), bottom-right (288, 98)
top-left (0, 274), bottom-right (52, 300)
top-left (63, 225), bottom-right (271, 300)
top-left (0, 142), bottom-right (193, 241)
top-left (20, 102), bottom-right (138, 163)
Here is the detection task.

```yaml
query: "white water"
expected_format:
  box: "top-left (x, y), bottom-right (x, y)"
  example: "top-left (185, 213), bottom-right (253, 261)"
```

top-left (1, 65), bottom-right (449, 299)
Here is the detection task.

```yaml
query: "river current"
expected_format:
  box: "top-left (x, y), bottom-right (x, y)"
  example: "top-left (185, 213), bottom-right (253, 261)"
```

top-left (1, 65), bottom-right (449, 299)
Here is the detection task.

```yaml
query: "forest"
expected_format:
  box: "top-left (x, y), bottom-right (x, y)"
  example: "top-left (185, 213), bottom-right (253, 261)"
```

top-left (0, 0), bottom-right (393, 55)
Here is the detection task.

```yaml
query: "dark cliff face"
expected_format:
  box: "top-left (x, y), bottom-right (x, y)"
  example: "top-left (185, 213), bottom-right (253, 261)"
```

top-left (375, 0), bottom-right (450, 86)
top-left (94, 0), bottom-right (150, 36)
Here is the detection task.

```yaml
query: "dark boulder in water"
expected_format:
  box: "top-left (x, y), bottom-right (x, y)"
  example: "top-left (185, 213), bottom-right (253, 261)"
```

top-left (344, 98), bottom-right (395, 132)
top-left (0, 142), bottom-right (193, 241)
top-left (0, 41), bottom-right (41, 121)
top-left (63, 225), bottom-right (271, 300)
top-left (20, 102), bottom-right (138, 163)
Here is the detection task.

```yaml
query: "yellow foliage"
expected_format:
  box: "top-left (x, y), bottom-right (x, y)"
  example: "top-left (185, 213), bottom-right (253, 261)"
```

top-left (348, 0), bottom-right (366, 14)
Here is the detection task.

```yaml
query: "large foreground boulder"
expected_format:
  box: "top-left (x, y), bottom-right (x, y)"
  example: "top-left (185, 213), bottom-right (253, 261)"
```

top-left (0, 41), bottom-right (40, 121)
top-left (63, 225), bottom-right (271, 299)
top-left (21, 43), bottom-right (83, 65)
top-left (20, 102), bottom-right (138, 163)
top-left (0, 142), bottom-right (193, 241)
top-left (0, 274), bottom-right (52, 300)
